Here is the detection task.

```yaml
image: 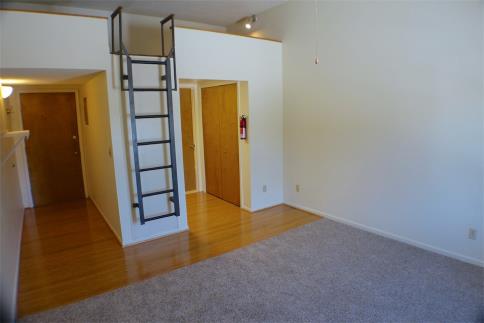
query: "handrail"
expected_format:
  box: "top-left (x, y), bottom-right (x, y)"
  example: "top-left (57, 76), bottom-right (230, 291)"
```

top-left (110, 6), bottom-right (122, 55)
top-left (1, 130), bottom-right (30, 167)
top-left (161, 14), bottom-right (177, 90)
top-left (110, 6), bottom-right (177, 90)
top-left (110, 6), bottom-right (122, 18)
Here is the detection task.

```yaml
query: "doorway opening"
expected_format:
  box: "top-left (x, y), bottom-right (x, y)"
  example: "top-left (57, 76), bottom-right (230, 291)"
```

top-left (179, 80), bottom-right (250, 209)
top-left (4, 70), bottom-right (122, 240)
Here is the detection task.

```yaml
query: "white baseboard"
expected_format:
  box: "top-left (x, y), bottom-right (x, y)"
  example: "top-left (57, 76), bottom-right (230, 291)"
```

top-left (241, 202), bottom-right (283, 213)
top-left (89, 197), bottom-right (123, 245)
top-left (123, 227), bottom-right (189, 247)
top-left (240, 206), bottom-right (252, 212)
top-left (285, 202), bottom-right (484, 268)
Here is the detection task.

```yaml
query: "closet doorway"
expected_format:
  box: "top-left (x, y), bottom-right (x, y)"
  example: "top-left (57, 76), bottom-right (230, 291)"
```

top-left (201, 83), bottom-right (240, 206)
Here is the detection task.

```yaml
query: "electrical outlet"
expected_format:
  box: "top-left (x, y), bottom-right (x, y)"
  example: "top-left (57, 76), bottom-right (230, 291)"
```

top-left (468, 228), bottom-right (477, 240)
top-left (262, 185), bottom-right (267, 192)
top-left (296, 185), bottom-right (300, 192)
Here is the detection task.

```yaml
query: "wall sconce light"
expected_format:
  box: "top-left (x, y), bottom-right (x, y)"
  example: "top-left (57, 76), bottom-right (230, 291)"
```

top-left (243, 15), bottom-right (257, 30)
top-left (1, 86), bottom-right (13, 99)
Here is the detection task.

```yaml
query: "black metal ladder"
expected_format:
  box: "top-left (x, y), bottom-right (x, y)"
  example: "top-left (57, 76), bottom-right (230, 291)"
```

top-left (111, 7), bottom-right (180, 224)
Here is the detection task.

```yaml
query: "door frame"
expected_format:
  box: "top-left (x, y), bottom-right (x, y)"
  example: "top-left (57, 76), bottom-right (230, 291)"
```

top-left (179, 85), bottom-right (200, 194)
top-left (14, 88), bottom-right (88, 207)
top-left (198, 81), bottom-right (244, 207)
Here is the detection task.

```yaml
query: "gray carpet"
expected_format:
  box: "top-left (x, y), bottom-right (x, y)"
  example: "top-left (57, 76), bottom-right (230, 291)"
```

top-left (21, 220), bottom-right (484, 323)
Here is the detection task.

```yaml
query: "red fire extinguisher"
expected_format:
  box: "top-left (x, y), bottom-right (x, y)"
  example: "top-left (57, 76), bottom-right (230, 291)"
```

top-left (240, 115), bottom-right (247, 140)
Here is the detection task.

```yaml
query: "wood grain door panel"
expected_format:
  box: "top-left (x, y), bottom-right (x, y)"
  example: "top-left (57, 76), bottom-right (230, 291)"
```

top-left (21, 92), bottom-right (85, 206)
top-left (202, 86), bottom-right (223, 198)
top-left (201, 84), bottom-right (240, 206)
top-left (180, 88), bottom-right (197, 192)
top-left (220, 84), bottom-right (240, 205)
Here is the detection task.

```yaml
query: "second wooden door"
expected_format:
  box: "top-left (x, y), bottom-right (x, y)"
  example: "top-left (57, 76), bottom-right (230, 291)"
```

top-left (180, 88), bottom-right (197, 192)
top-left (201, 83), bottom-right (240, 206)
top-left (21, 92), bottom-right (85, 206)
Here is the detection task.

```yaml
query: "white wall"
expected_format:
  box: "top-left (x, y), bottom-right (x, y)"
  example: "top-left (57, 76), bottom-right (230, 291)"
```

top-left (1, 11), bottom-right (109, 70)
top-left (0, 139), bottom-right (24, 323)
top-left (79, 72), bottom-right (122, 241)
top-left (175, 28), bottom-right (283, 211)
top-left (0, 13), bottom-right (23, 321)
top-left (240, 1), bottom-right (484, 265)
top-left (0, 98), bottom-right (25, 322)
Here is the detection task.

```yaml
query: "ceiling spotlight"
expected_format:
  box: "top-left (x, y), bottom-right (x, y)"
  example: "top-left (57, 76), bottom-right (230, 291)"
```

top-left (244, 15), bottom-right (257, 30)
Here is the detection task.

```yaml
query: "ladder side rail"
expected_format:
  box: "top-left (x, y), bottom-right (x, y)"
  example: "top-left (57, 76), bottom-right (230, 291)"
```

top-left (110, 6), bottom-right (123, 55)
top-left (165, 59), bottom-right (180, 217)
top-left (119, 11), bottom-right (126, 92)
top-left (124, 46), bottom-right (146, 224)
top-left (161, 15), bottom-right (177, 90)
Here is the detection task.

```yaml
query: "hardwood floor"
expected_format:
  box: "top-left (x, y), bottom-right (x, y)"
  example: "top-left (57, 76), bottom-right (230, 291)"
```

top-left (17, 193), bottom-right (320, 317)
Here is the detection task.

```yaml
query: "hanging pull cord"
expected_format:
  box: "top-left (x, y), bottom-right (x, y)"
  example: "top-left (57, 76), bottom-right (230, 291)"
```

top-left (314, 0), bottom-right (320, 65)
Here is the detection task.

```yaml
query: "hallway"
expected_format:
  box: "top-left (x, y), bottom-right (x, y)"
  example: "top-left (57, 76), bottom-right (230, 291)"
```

top-left (17, 193), bottom-right (320, 317)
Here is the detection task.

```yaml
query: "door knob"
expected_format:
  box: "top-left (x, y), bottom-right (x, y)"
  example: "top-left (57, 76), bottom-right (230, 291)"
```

top-left (73, 135), bottom-right (77, 140)
top-left (189, 144), bottom-right (195, 149)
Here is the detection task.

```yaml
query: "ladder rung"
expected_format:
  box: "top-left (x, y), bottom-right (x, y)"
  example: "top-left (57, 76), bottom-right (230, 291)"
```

top-left (139, 165), bottom-right (172, 172)
top-left (131, 88), bottom-right (168, 92)
top-left (144, 212), bottom-right (177, 222)
top-left (131, 59), bottom-right (166, 65)
top-left (137, 139), bottom-right (171, 146)
top-left (142, 189), bottom-right (174, 198)
top-left (135, 114), bottom-right (169, 119)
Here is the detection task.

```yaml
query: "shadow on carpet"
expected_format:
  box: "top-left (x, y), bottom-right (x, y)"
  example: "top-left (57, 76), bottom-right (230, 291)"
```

top-left (21, 220), bottom-right (484, 323)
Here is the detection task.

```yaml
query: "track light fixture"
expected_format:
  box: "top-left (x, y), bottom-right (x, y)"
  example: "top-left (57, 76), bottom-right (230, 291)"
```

top-left (243, 15), bottom-right (257, 30)
top-left (314, 0), bottom-right (320, 64)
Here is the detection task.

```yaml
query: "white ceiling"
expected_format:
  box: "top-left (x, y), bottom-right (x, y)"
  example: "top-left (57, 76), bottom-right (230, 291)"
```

top-left (2, 0), bottom-right (286, 26)
top-left (0, 68), bottom-right (100, 85)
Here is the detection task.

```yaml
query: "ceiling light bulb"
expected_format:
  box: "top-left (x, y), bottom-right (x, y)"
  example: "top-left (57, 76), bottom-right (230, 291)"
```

top-left (1, 86), bottom-right (13, 99)
top-left (245, 22), bottom-right (252, 30)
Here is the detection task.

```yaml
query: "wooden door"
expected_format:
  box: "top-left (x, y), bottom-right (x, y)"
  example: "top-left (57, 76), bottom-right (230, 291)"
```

top-left (202, 84), bottom-right (240, 206)
top-left (202, 86), bottom-right (223, 198)
top-left (219, 84), bottom-right (240, 205)
top-left (180, 88), bottom-right (197, 192)
top-left (21, 92), bottom-right (85, 206)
